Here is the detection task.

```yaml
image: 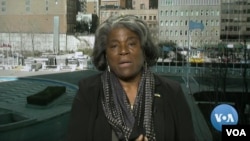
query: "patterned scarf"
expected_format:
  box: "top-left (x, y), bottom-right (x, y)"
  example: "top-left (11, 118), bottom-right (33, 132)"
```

top-left (101, 68), bottom-right (156, 141)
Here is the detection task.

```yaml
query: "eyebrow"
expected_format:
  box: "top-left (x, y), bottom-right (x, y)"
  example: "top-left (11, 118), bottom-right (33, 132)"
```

top-left (109, 36), bottom-right (139, 43)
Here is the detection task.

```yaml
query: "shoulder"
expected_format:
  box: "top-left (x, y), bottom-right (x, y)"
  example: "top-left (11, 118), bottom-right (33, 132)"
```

top-left (153, 74), bottom-right (185, 102)
top-left (154, 74), bottom-right (181, 90)
top-left (78, 72), bottom-right (102, 87)
top-left (75, 73), bottom-right (103, 103)
top-left (153, 74), bottom-right (190, 111)
top-left (77, 72), bottom-right (103, 95)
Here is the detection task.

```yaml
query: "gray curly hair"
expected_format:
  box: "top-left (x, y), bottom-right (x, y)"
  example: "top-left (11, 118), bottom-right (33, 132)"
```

top-left (92, 15), bottom-right (159, 71)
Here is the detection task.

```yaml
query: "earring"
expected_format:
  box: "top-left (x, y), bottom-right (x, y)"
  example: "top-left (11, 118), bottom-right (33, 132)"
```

top-left (107, 64), bottom-right (110, 72)
top-left (105, 55), bottom-right (110, 72)
top-left (107, 62), bottom-right (110, 72)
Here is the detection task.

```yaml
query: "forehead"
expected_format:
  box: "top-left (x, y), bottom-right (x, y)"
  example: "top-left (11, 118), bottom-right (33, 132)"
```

top-left (107, 27), bottom-right (139, 42)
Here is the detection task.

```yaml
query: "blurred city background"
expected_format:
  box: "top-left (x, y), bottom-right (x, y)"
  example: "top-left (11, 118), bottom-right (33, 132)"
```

top-left (0, 1), bottom-right (250, 141)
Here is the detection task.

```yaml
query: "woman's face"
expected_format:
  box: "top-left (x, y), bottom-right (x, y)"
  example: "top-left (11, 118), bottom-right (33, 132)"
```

top-left (106, 27), bottom-right (144, 80)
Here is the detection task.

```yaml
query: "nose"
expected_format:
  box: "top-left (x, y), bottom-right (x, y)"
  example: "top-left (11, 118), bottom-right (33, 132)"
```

top-left (119, 44), bottom-right (129, 55)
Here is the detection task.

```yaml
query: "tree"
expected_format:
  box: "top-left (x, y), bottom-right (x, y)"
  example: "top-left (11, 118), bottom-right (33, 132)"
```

top-left (75, 14), bottom-right (99, 34)
top-left (75, 21), bottom-right (89, 33)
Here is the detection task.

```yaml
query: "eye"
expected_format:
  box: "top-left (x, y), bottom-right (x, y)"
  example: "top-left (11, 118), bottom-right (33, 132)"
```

top-left (109, 44), bottom-right (118, 48)
top-left (128, 41), bottom-right (137, 47)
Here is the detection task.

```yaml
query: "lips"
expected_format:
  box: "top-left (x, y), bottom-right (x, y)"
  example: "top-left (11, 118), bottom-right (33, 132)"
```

top-left (118, 60), bottom-right (132, 67)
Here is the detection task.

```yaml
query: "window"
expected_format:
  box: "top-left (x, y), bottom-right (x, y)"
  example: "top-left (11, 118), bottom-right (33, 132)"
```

top-left (180, 20), bottom-right (183, 26)
top-left (160, 31), bottom-right (163, 35)
top-left (1, 0), bottom-right (6, 12)
top-left (211, 20), bottom-right (214, 26)
top-left (216, 10), bottom-right (220, 16)
top-left (170, 21), bottom-right (173, 26)
top-left (185, 40), bottom-right (188, 46)
top-left (45, 0), bottom-right (49, 11)
top-left (160, 21), bottom-right (164, 26)
top-left (26, 7), bottom-right (30, 12)
top-left (195, 10), bottom-right (199, 16)
top-left (211, 10), bottom-right (214, 16)
top-left (175, 21), bottom-right (178, 26)
top-left (206, 20), bottom-right (209, 26)
top-left (234, 26), bottom-right (238, 31)
top-left (1, 0), bottom-right (6, 6)
top-left (170, 31), bottom-right (173, 36)
top-left (216, 20), bottom-right (219, 26)
top-left (180, 11), bottom-right (184, 16)
top-left (165, 30), bottom-right (169, 36)
top-left (206, 31), bottom-right (209, 36)
top-left (206, 10), bottom-right (209, 16)
top-left (25, 0), bottom-right (31, 12)
top-left (165, 20), bottom-right (168, 26)
top-left (170, 10), bottom-right (173, 16)
top-left (1, 7), bottom-right (6, 12)
top-left (175, 30), bottom-right (178, 36)
top-left (25, 0), bottom-right (30, 5)
top-left (140, 4), bottom-right (145, 9)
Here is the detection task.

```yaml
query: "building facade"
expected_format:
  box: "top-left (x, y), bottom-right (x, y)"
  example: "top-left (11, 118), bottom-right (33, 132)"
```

top-left (158, 0), bottom-right (221, 48)
top-left (0, 0), bottom-right (78, 54)
top-left (220, 0), bottom-right (250, 44)
top-left (86, 0), bottom-right (100, 15)
top-left (99, 0), bottom-right (159, 42)
top-left (0, 0), bottom-right (77, 33)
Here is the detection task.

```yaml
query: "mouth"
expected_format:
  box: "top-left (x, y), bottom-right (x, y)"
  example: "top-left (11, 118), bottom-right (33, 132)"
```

top-left (119, 61), bottom-right (132, 67)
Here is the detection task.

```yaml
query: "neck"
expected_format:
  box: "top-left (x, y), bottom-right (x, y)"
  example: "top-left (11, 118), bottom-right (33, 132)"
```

top-left (118, 72), bottom-right (142, 91)
top-left (118, 72), bottom-right (142, 106)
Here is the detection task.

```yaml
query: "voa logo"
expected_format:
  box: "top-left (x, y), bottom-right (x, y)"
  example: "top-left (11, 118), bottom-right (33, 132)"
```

top-left (225, 128), bottom-right (246, 136)
top-left (210, 104), bottom-right (238, 131)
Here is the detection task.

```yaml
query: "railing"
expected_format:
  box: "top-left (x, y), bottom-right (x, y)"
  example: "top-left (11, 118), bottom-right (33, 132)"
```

top-left (152, 62), bottom-right (250, 78)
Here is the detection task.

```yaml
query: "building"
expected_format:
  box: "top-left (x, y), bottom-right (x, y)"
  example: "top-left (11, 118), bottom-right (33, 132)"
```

top-left (0, 0), bottom-right (78, 54)
top-left (0, 0), bottom-right (77, 33)
top-left (79, 0), bottom-right (87, 14)
top-left (220, 0), bottom-right (250, 44)
top-left (158, 0), bottom-right (221, 48)
top-left (99, 0), bottom-right (158, 41)
top-left (99, 0), bottom-right (158, 22)
top-left (86, 0), bottom-right (100, 15)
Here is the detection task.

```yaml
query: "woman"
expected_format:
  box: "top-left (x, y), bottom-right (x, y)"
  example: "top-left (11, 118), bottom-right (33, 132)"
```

top-left (66, 15), bottom-right (196, 141)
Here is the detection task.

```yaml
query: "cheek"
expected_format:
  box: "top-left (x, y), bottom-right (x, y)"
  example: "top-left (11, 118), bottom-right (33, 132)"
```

top-left (106, 54), bottom-right (117, 67)
top-left (136, 52), bottom-right (145, 65)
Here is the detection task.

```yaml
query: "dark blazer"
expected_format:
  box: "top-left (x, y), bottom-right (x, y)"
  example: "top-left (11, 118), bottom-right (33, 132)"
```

top-left (66, 73), bottom-right (196, 141)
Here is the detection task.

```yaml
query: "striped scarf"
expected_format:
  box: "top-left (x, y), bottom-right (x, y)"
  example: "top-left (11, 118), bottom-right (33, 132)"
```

top-left (101, 68), bottom-right (156, 141)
